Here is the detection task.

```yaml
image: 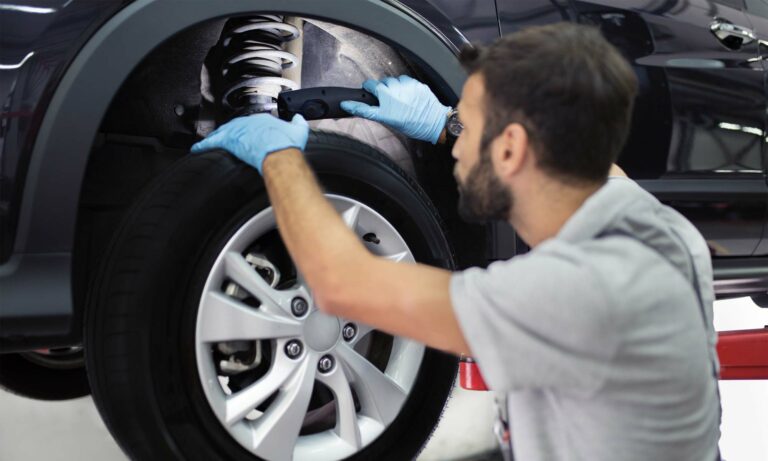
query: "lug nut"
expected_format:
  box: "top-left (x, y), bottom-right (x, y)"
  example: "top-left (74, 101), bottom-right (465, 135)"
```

top-left (318, 355), bottom-right (335, 373)
top-left (342, 323), bottom-right (357, 342)
top-left (285, 340), bottom-right (303, 359)
top-left (291, 297), bottom-right (308, 317)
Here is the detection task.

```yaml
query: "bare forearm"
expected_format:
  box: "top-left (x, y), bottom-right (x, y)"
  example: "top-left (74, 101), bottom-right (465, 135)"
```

top-left (261, 149), bottom-right (370, 292)
top-left (344, 257), bottom-right (469, 354)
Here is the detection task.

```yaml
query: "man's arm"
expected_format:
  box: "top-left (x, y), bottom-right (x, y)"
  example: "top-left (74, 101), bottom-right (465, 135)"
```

top-left (262, 148), bottom-right (470, 355)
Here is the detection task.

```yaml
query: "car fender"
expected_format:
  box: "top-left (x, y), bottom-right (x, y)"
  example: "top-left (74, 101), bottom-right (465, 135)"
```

top-left (1, 0), bottom-right (466, 349)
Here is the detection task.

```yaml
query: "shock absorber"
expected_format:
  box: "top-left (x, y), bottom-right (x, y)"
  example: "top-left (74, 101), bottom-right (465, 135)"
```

top-left (217, 15), bottom-right (301, 115)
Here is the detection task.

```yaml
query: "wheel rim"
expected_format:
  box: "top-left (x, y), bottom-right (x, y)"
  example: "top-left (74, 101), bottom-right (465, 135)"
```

top-left (195, 194), bottom-right (425, 461)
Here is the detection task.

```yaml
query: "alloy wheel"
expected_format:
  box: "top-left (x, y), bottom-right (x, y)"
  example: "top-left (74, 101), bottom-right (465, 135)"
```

top-left (195, 194), bottom-right (424, 461)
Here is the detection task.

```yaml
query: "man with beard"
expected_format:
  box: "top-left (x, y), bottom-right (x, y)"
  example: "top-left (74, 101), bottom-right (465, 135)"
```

top-left (191, 23), bottom-right (720, 461)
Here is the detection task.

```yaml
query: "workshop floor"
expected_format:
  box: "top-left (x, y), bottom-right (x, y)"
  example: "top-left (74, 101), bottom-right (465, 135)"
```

top-left (1, 297), bottom-right (766, 461)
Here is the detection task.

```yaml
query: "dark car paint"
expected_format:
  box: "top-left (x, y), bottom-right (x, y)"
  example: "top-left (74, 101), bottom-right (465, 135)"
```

top-left (576, 0), bottom-right (767, 257)
top-left (744, 0), bottom-right (768, 255)
top-left (0, 0), bottom-right (130, 264)
top-left (448, 0), bottom-right (767, 258)
top-left (404, 0), bottom-right (502, 44)
top-left (0, 0), bottom-right (766, 350)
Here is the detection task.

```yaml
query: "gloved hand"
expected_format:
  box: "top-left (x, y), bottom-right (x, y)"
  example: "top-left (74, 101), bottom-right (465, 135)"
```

top-left (190, 113), bottom-right (309, 174)
top-left (340, 75), bottom-right (450, 144)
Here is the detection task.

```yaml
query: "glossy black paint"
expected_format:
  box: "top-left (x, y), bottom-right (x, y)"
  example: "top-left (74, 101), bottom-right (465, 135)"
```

top-left (498, 0), bottom-right (768, 257)
top-left (0, 0), bottom-right (128, 263)
top-left (499, 0), bottom-right (576, 33)
top-left (744, 0), bottom-right (768, 254)
top-left (405, 0), bottom-right (501, 44)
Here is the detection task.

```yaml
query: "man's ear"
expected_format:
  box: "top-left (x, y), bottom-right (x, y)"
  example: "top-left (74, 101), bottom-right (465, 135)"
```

top-left (494, 122), bottom-right (528, 179)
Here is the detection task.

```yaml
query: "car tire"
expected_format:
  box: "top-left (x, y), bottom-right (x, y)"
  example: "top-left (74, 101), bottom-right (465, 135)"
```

top-left (84, 131), bottom-right (458, 460)
top-left (0, 349), bottom-right (90, 401)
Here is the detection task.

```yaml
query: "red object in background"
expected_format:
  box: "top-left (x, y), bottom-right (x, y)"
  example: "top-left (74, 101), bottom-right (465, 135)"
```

top-left (460, 357), bottom-right (488, 391)
top-left (717, 328), bottom-right (768, 380)
top-left (461, 328), bottom-right (768, 391)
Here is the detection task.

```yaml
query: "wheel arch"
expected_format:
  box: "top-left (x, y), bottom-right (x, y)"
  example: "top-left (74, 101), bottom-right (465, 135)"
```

top-left (2, 0), bottom-right (466, 350)
top-left (19, 0), bottom-right (465, 256)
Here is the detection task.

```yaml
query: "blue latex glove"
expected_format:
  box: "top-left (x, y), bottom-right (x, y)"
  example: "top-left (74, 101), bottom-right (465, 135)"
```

top-left (190, 113), bottom-right (309, 174)
top-left (340, 75), bottom-right (450, 144)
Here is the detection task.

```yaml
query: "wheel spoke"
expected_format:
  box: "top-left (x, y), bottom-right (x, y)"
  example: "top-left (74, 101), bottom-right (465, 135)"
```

top-left (224, 252), bottom-right (286, 316)
top-left (251, 352), bottom-right (318, 461)
top-left (295, 269), bottom-right (309, 294)
top-left (383, 251), bottom-right (411, 263)
top-left (336, 344), bottom-right (407, 426)
top-left (318, 357), bottom-right (362, 450)
top-left (223, 345), bottom-right (302, 425)
top-left (199, 292), bottom-right (302, 342)
top-left (341, 203), bottom-right (362, 230)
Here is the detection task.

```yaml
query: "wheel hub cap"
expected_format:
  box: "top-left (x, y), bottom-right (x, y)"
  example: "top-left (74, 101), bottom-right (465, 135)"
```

top-left (303, 311), bottom-right (341, 352)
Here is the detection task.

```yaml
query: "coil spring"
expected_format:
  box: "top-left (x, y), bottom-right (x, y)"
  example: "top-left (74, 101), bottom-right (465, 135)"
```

top-left (219, 15), bottom-right (300, 114)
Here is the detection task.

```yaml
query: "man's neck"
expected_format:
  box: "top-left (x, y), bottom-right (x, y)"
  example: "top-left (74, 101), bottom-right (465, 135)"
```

top-left (510, 178), bottom-right (604, 248)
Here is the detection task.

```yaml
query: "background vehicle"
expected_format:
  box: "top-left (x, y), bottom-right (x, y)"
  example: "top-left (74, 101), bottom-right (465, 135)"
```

top-left (1, 0), bottom-right (766, 459)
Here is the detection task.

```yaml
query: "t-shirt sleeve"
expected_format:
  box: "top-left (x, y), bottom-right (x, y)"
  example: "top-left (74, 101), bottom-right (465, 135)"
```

top-left (450, 239), bottom-right (619, 395)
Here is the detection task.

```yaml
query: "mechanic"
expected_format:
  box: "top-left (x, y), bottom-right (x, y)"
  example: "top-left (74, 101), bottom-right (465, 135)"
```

top-left (191, 23), bottom-right (721, 461)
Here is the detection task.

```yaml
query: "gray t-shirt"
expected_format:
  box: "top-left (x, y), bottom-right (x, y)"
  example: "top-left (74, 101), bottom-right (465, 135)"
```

top-left (450, 177), bottom-right (720, 461)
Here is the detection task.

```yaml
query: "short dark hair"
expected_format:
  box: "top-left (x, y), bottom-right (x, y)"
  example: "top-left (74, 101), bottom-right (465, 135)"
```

top-left (460, 23), bottom-right (638, 185)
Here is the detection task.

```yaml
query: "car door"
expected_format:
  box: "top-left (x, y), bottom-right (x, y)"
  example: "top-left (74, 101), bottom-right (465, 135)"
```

top-left (502, 0), bottom-right (767, 257)
top-left (743, 0), bottom-right (768, 255)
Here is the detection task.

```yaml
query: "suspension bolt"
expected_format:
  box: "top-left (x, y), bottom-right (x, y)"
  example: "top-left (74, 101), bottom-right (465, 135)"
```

top-left (285, 340), bottom-right (303, 359)
top-left (291, 297), bottom-right (308, 317)
top-left (318, 355), bottom-right (335, 373)
top-left (342, 323), bottom-right (357, 342)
